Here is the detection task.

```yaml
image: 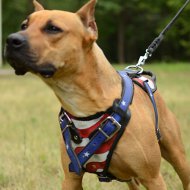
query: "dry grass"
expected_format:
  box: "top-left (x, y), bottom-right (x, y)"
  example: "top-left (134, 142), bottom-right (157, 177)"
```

top-left (0, 63), bottom-right (190, 190)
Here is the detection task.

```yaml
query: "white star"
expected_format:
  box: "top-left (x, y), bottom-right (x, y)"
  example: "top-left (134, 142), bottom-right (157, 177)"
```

top-left (121, 100), bottom-right (126, 106)
top-left (83, 152), bottom-right (90, 158)
top-left (66, 144), bottom-right (69, 150)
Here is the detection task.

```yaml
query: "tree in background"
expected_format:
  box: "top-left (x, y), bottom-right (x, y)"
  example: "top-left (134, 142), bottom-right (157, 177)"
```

top-left (2, 0), bottom-right (190, 63)
top-left (97, 0), bottom-right (190, 63)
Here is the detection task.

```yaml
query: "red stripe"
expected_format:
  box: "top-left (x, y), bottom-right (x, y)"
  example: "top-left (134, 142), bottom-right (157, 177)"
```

top-left (75, 147), bottom-right (84, 154)
top-left (86, 161), bottom-right (107, 173)
top-left (133, 78), bottom-right (144, 86)
top-left (77, 114), bottom-right (109, 138)
top-left (94, 135), bottom-right (117, 154)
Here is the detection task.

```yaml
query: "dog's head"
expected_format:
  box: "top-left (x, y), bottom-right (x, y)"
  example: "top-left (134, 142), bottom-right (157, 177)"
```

top-left (5, 0), bottom-right (98, 78)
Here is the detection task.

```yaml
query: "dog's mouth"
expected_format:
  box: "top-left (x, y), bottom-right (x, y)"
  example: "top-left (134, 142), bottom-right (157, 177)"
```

top-left (5, 49), bottom-right (34, 75)
top-left (5, 47), bottom-right (57, 78)
top-left (5, 33), bottom-right (57, 78)
top-left (6, 56), bottom-right (57, 78)
top-left (35, 63), bottom-right (57, 78)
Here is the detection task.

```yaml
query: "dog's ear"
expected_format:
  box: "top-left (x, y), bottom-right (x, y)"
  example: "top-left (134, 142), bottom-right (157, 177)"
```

top-left (77, 0), bottom-right (98, 41)
top-left (33, 0), bottom-right (44, 12)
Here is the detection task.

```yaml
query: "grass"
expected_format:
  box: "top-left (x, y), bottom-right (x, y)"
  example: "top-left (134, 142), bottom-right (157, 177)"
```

top-left (0, 63), bottom-right (190, 190)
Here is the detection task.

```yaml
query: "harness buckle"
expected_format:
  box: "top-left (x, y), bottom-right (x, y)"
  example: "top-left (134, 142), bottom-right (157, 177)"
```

top-left (98, 116), bottom-right (121, 141)
top-left (60, 111), bottom-right (73, 134)
top-left (61, 124), bottom-right (72, 134)
top-left (60, 111), bottom-right (72, 124)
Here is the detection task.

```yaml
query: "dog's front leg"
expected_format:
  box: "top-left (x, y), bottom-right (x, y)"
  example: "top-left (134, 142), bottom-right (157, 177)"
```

top-left (60, 140), bottom-right (84, 190)
top-left (62, 177), bottom-right (83, 190)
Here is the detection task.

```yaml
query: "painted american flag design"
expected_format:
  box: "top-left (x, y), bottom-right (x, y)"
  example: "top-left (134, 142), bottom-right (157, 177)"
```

top-left (70, 114), bottom-right (117, 173)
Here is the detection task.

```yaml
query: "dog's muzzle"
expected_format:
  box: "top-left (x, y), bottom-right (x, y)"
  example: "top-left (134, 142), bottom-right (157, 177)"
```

top-left (5, 33), bottom-right (57, 78)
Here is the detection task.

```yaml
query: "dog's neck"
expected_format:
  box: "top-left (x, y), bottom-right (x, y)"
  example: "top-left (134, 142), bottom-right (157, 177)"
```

top-left (43, 43), bottom-right (122, 117)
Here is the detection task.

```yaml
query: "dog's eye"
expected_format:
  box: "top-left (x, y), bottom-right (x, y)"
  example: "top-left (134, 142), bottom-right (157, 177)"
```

top-left (44, 24), bottom-right (63, 34)
top-left (21, 23), bottom-right (28, 30)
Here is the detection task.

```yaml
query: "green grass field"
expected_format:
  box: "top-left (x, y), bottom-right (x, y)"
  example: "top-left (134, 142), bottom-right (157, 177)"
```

top-left (0, 63), bottom-right (190, 190)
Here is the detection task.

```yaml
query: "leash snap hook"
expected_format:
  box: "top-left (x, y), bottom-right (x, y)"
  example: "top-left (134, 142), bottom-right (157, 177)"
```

top-left (125, 49), bottom-right (151, 76)
top-left (136, 49), bottom-right (151, 67)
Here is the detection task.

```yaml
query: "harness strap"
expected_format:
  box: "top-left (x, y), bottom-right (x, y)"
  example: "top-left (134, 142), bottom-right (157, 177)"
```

top-left (59, 112), bottom-right (83, 174)
top-left (127, 70), bottom-right (161, 141)
top-left (143, 81), bottom-right (161, 140)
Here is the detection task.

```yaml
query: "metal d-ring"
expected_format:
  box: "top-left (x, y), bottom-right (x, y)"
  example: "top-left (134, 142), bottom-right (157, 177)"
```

top-left (125, 65), bottom-right (144, 75)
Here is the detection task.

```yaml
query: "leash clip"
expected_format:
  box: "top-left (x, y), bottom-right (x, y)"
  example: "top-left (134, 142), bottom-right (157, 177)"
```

top-left (98, 116), bottom-right (121, 141)
top-left (125, 49), bottom-right (151, 76)
top-left (136, 49), bottom-right (151, 67)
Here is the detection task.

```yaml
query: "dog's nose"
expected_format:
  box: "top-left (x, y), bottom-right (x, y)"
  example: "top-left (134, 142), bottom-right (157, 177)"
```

top-left (6, 33), bottom-right (27, 49)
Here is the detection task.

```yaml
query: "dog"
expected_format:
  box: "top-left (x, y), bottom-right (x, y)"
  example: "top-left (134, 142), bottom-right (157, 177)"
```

top-left (5, 0), bottom-right (190, 189)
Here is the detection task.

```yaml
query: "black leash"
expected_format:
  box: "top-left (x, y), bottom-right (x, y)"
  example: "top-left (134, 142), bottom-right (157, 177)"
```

top-left (126, 0), bottom-right (190, 73)
top-left (147, 0), bottom-right (190, 56)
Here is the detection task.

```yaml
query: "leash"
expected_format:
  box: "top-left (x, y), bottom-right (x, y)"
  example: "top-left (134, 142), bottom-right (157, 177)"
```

top-left (125, 0), bottom-right (190, 141)
top-left (126, 0), bottom-right (190, 73)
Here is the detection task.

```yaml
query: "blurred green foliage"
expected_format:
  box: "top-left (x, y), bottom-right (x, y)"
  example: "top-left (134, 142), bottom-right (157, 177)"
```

top-left (2, 0), bottom-right (190, 63)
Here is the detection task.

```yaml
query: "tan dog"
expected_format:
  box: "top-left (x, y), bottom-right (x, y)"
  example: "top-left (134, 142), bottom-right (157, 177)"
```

top-left (5, 0), bottom-right (190, 189)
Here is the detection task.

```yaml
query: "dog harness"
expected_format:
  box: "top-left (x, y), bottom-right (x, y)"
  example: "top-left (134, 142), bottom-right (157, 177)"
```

top-left (59, 70), bottom-right (160, 182)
